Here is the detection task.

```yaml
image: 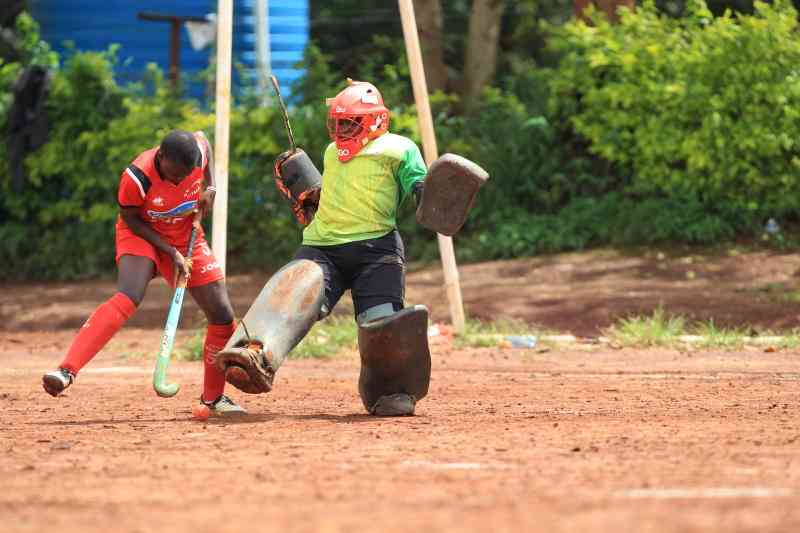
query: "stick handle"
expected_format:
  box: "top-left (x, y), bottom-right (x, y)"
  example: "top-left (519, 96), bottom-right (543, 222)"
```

top-left (153, 214), bottom-right (202, 398)
top-left (270, 75), bottom-right (296, 151)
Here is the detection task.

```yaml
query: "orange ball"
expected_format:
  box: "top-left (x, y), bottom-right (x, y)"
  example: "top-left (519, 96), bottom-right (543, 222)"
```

top-left (192, 403), bottom-right (211, 421)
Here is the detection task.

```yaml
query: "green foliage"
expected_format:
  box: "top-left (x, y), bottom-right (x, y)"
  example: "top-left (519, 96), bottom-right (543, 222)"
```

top-left (176, 323), bottom-right (207, 361)
top-left (691, 320), bottom-right (748, 349)
top-left (5, 3), bottom-right (800, 281)
top-left (454, 192), bottom-right (744, 261)
top-left (547, 0), bottom-right (800, 216)
top-left (179, 314), bottom-right (358, 362)
top-left (12, 12), bottom-right (59, 68)
top-left (605, 311), bottom-right (800, 349)
top-left (293, 314), bottom-right (359, 358)
top-left (604, 306), bottom-right (688, 347)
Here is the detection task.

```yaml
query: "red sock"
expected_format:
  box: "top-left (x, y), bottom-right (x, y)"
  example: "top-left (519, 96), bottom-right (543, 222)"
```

top-left (60, 293), bottom-right (136, 375)
top-left (202, 322), bottom-right (236, 403)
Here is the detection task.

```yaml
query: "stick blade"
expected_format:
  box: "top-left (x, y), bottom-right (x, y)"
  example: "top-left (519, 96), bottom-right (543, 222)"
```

top-left (154, 380), bottom-right (180, 398)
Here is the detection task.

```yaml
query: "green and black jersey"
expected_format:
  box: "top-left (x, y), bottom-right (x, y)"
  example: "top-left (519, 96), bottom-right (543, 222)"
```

top-left (302, 133), bottom-right (427, 247)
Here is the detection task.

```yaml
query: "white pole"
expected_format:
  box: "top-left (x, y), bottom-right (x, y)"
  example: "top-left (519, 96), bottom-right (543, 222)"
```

top-left (212, 0), bottom-right (233, 275)
top-left (254, 0), bottom-right (272, 104)
top-left (398, 0), bottom-right (466, 334)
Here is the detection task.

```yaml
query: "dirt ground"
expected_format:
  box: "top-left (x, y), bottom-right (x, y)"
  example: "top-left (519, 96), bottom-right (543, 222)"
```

top-left (1, 249), bottom-right (800, 532)
top-left (3, 247), bottom-right (800, 336)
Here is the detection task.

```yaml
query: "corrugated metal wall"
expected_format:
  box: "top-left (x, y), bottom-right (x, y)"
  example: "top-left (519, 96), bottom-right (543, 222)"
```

top-left (235, 0), bottom-right (309, 98)
top-left (30, 0), bottom-right (309, 101)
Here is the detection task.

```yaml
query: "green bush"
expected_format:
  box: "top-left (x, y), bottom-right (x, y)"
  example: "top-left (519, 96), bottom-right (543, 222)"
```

top-left (547, 0), bottom-right (800, 215)
top-left (3, 6), bottom-right (796, 282)
top-left (456, 192), bottom-right (743, 260)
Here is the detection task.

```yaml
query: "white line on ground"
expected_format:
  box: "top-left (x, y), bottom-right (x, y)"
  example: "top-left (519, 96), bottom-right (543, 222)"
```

top-left (617, 487), bottom-right (795, 499)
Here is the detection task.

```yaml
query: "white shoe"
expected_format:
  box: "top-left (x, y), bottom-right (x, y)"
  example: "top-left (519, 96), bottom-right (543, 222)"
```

top-left (42, 368), bottom-right (75, 397)
top-left (202, 395), bottom-right (247, 416)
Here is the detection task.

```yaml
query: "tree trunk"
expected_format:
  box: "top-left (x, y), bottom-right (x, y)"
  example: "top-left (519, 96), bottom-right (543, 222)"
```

top-left (574, 0), bottom-right (635, 23)
top-left (412, 0), bottom-right (448, 93)
top-left (462, 0), bottom-right (506, 111)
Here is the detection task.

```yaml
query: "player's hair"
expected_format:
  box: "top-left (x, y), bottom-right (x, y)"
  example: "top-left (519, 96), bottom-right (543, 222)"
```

top-left (159, 130), bottom-right (200, 169)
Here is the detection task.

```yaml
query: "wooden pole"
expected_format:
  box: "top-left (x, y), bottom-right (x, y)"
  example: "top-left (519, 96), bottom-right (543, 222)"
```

top-left (254, 0), bottom-right (272, 105)
top-left (169, 20), bottom-right (181, 88)
top-left (398, 0), bottom-right (466, 333)
top-left (137, 12), bottom-right (208, 90)
top-left (212, 0), bottom-right (233, 275)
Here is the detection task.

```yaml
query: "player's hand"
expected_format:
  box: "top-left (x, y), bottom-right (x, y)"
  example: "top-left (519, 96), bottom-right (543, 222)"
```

top-left (171, 248), bottom-right (193, 285)
top-left (199, 188), bottom-right (216, 219)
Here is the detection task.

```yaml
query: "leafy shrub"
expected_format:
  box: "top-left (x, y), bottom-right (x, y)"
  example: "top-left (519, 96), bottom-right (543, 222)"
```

top-left (1, 7), bottom-right (793, 281)
top-left (547, 0), bottom-right (800, 215)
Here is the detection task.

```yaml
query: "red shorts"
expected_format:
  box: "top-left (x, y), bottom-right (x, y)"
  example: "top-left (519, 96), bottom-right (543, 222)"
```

top-left (115, 230), bottom-right (224, 289)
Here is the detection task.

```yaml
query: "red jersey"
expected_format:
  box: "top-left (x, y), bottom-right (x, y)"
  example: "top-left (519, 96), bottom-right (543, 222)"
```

top-left (116, 132), bottom-right (208, 247)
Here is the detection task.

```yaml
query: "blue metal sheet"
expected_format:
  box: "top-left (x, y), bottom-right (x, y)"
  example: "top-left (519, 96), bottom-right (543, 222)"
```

top-left (236, 0), bottom-right (309, 98)
top-left (30, 0), bottom-right (213, 99)
top-left (29, 0), bottom-right (310, 101)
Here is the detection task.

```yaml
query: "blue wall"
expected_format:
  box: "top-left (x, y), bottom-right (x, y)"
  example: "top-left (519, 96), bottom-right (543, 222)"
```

top-left (30, 0), bottom-right (309, 101)
top-left (235, 0), bottom-right (309, 98)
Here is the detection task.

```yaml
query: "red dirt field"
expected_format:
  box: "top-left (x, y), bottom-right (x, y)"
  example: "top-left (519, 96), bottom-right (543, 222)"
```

top-left (2, 250), bottom-right (800, 532)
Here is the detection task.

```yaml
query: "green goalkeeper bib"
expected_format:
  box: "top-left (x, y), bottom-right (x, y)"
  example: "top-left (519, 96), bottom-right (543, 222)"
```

top-left (302, 133), bottom-right (427, 246)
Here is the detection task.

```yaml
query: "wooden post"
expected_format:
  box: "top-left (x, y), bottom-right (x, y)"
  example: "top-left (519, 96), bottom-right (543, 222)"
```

top-left (254, 0), bottom-right (272, 104)
top-left (212, 0), bottom-right (233, 275)
top-left (137, 12), bottom-right (208, 90)
top-left (398, 0), bottom-right (466, 334)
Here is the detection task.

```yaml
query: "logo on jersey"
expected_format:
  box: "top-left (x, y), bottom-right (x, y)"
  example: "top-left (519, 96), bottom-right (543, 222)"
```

top-left (147, 200), bottom-right (198, 219)
top-left (184, 180), bottom-right (202, 199)
top-left (152, 197), bottom-right (164, 206)
top-left (337, 148), bottom-right (350, 158)
top-left (199, 261), bottom-right (220, 274)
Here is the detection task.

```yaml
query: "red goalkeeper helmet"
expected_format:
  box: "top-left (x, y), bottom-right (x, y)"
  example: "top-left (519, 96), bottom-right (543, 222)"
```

top-left (326, 78), bottom-right (390, 162)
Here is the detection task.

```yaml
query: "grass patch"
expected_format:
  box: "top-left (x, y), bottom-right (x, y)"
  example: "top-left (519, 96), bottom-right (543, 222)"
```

top-left (604, 307), bottom-right (687, 347)
top-left (751, 328), bottom-right (800, 350)
top-left (176, 314), bottom-right (359, 362)
top-left (176, 327), bottom-right (207, 361)
top-left (691, 320), bottom-right (748, 349)
top-left (292, 314), bottom-right (358, 359)
top-left (455, 318), bottom-right (542, 349)
top-left (605, 308), bottom-right (800, 350)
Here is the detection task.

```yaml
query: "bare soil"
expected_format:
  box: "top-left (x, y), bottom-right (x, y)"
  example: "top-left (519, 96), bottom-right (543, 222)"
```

top-left (3, 248), bottom-right (800, 336)
top-left (1, 249), bottom-right (800, 532)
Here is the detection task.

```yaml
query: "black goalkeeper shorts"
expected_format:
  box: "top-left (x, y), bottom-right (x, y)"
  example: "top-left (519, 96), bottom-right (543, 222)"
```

top-left (293, 229), bottom-right (405, 317)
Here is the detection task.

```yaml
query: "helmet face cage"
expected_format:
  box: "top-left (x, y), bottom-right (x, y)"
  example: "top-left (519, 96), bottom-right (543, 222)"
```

top-left (327, 115), bottom-right (365, 142)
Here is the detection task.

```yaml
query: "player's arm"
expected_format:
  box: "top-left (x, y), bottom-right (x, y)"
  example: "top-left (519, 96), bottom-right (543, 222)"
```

top-left (117, 168), bottom-right (191, 277)
top-left (196, 131), bottom-right (216, 218)
top-left (396, 143), bottom-right (427, 205)
top-left (119, 207), bottom-right (190, 277)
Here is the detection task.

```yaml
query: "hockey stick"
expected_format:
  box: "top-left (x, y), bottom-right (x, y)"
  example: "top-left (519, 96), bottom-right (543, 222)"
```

top-left (153, 212), bottom-right (202, 398)
top-left (270, 75), bottom-right (296, 151)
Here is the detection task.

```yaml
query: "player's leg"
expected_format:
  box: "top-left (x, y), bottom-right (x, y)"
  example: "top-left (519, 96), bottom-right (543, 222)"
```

top-left (43, 255), bottom-right (153, 396)
top-left (214, 249), bottom-right (343, 394)
top-left (294, 245), bottom-right (347, 320)
top-left (188, 277), bottom-right (246, 416)
top-left (350, 231), bottom-right (431, 416)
